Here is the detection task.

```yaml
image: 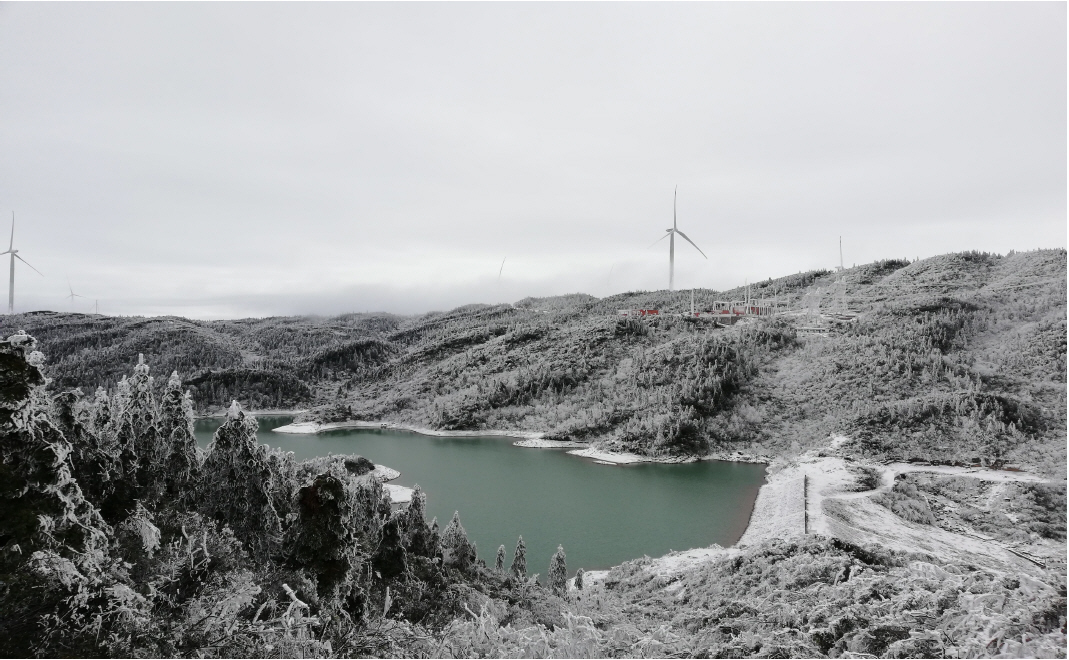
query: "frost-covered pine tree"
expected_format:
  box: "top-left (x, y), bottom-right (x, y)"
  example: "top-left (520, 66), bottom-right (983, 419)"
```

top-left (0, 333), bottom-right (112, 655)
top-left (511, 535), bottom-right (527, 579)
top-left (441, 510), bottom-right (476, 571)
top-left (403, 485), bottom-right (438, 558)
top-left (88, 386), bottom-right (112, 440)
top-left (548, 544), bottom-right (567, 596)
top-left (289, 471), bottom-right (364, 599)
top-left (51, 388), bottom-right (117, 507)
top-left (199, 401), bottom-right (282, 559)
top-left (157, 371), bottom-right (200, 504)
top-left (496, 544), bottom-right (506, 572)
top-left (574, 567), bottom-right (584, 592)
top-left (113, 356), bottom-right (167, 505)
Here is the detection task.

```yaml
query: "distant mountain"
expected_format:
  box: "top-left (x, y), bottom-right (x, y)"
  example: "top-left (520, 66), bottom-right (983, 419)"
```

top-left (3, 248), bottom-right (1065, 475)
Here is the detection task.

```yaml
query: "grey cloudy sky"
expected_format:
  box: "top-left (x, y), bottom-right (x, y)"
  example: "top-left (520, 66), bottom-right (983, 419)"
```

top-left (0, 2), bottom-right (1064, 318)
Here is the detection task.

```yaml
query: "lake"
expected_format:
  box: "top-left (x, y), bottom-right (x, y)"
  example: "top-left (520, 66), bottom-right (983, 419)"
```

top-left (194, 416), bottom-right (766, 572)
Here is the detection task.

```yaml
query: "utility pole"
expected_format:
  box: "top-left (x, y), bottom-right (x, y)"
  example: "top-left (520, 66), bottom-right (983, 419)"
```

top-left (839, 236), bottom-right (844, 272)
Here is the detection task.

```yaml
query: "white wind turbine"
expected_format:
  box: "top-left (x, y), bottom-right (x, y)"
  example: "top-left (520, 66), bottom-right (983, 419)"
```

top-left (649, 186), bottom-right (707, 291)
top-left (66, 279), bottom-right (86, 309)
top-left (0, 213), bottom-right (43, 314)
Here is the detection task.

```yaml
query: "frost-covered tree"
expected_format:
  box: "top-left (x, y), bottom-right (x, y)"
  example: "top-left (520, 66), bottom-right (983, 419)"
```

top-left (548, 544), bottom-right (567, 596)
top-left (0, 332), bottom-right (112, 656)
top-left (496, 544), bottom-right (506, 572)
top-left (109, 356), bottom-right (170, 507)
top-left (88, 386), bottom-right (112, 439)
top-left (51, 388), bottom-right (118, 506)
top-left (510, 535), bottom-right (526, 579)
top-left (574, 567), bottom-right (584, 592)
top-left (157, 371), bottom-right (200, 503)
top-left (374, 513), bottom-right (407, 582)
top-left (441, 511), bottom-right (477, 572)
top-left (288, 471), bottom-right (365, 604)
top-left (199, 401), bottom-right (282, 559)
top-left (402, 485), bottom-right (439, 559)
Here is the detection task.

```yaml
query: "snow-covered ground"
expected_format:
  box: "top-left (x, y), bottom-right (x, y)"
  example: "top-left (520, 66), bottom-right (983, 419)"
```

top-left (566, 447), bottom-right (655, 464)
top-left (272, 420), bottom-right (543, 440)
top-left (385, 483), bottom-right (414, 504)
top-left (513, 438), bottom-right (590, 448)
top-left (732, 449), bottom-right (1063, 578)
top-left (371, 465), bottom-right (400, 482)
top-left (198, 408), bottom-right (310, 419)
top-left (736, 467), bottom-right (806, 546)
top-left (615, 440), bottom-right (1065, 584)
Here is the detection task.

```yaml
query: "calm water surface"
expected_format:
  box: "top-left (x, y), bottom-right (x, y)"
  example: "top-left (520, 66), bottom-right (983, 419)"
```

top-left (194, 416), bottom-right (765, 572)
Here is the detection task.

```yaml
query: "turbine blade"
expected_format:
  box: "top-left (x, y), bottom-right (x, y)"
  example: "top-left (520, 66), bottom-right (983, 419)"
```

top-left (8, 212), bottom-right (13, 252)
top-left (674, 230), bottom-right (708, 259)
top-left (498, 257), bottom-right (506, 281)
top-left (15, 254), bottom-right (43, 275)
top-left (673, 185), bottom-right (678, 230)
top-left (647, 232), bottom-right (671, 249)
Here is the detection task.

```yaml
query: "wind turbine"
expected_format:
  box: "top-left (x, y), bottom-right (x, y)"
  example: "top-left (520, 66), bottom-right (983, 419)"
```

top-left (0, 213), bottom-right (43, 314)
top-left (66, 279), bottom-right (85, 309)
top-left (650, 186), bottom-right (707, 291)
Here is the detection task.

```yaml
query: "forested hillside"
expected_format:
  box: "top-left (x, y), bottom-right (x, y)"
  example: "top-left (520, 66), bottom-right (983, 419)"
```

top-left (1, 333), bottom-right (1063, 658)
top-left (4, 249), bottom-right (1064, 475)
top-left (0, 332), bottom-right (581, 657)
top-left (1, 248), bottom-right (1064, 658)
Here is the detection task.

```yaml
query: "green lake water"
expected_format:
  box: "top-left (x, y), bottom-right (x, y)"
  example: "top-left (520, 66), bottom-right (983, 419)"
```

top-left (194, 416), bottom-right (766, 572)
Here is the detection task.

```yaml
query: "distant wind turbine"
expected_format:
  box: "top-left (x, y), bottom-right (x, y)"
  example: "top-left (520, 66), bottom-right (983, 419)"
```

top-left (66, 279), bottom-right (85, 308)
top-left (498, 257), bottom-right (506, 283)
top-left (649, 186), bottom-right (707, 291)
top-left (0, 213), bottom-right (43, 314)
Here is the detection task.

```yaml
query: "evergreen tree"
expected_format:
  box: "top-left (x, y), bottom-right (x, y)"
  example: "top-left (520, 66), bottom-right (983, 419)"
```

top-left (111, 356), bottom-right (167, 506)
top-left (373, 513), bottom-right (408, 582)
top-left (441, 511), bottom-right (476, 572)
top-left (51, 388), bottom-right (117, 507)
top-left (106, 375), bottom-right (140, 516)
top-left (88, 386), bottom-right (111, 440)
top-left (510, 535), bottom-right (527, 579)
top-left (200, 401), bottom-right (282, 559)
top-left (0, 332), bottom-right (112, 656)
top-left (496, 544), bottom-right (506, 572)
top-left (574, 567), bottom-right (584, 592)
top-left (403, 485), bottom-right (439, 559)
top-left (157, 371), bottom-right (200, 504)
top-left (289, 472), bottom-right (365, 602)
top-left (548, 544), bottom-right (567, 596)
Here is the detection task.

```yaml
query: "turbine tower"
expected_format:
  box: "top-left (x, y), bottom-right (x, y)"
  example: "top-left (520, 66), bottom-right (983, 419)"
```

top-left (650, 186), bottom-right (707, 291)
top-left (0, 213), bottom-right (43, 314)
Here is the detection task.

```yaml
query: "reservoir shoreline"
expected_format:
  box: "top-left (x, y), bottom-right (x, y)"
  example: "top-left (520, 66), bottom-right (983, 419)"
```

top-left (271, 419), bottom-right (772, 465)
top-left (267, 418), bottom-right (773, 560)
top-left (196, 416), bottom-right (766, 571)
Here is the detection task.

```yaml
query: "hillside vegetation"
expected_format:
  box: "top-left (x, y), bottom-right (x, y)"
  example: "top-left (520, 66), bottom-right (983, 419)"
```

top-left (0, 248), bottom-right (1064, 658)
top-left (5, 249), bottom-right (1064, 474)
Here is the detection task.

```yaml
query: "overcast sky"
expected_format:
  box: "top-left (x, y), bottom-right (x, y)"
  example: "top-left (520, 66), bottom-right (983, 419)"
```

top-left (0, 2), bottom-right (1064, 318)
